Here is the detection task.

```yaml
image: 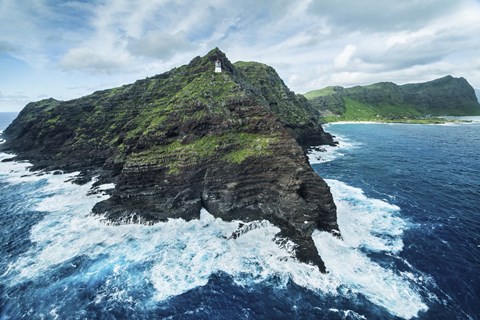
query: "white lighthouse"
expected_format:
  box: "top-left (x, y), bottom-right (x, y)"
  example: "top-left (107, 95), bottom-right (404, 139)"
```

top-left (215, 59), bottom-right (222, 73)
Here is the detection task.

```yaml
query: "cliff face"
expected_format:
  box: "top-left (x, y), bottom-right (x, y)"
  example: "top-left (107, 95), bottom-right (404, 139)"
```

top-left (234, 61), bottom-right (336, 146)
top-left (401, 76), bottom-right (480, 115)
top-left (1, 48), bottom-right (337, 271)
top-left (306, 76), bottom-right (480, 120)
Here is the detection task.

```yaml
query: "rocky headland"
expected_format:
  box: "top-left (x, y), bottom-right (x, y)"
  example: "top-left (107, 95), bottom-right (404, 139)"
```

top-left (0, 48), bottom-right (338, 271)
top-left (305, 75), bottom-right (480, 122)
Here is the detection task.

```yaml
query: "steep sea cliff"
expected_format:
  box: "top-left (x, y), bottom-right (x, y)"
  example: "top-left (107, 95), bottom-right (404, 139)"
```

top-left (3, 116), bottom-right (479, 319)
top-left (0, 48), bottom-right (337, 270)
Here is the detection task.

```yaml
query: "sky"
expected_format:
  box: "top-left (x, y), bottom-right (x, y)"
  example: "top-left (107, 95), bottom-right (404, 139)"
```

top-left (1, 0), bottom-right (480, 112)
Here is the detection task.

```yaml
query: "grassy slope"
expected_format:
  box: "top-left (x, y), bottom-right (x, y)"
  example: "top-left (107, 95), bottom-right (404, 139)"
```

top-left (234, 61), bottom-right (316, 128)
top-left (303, 87), bottom-right (337, 99)
top-left (320, 98), bottom-right (458, 123)
top-left (306, 77), bottom-right (480, 123)
top-left (4, 49), bottom-right (287, 173)
top-left (323, 98), bottom-right (421, 121)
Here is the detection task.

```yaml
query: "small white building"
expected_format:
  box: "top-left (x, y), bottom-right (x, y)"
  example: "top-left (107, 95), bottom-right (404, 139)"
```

top-left (215, 59), bottom-right (222, 73)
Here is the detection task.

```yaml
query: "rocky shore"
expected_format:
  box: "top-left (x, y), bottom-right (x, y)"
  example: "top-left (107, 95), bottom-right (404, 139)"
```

top-left (0, 48), bottom-right (338, 271)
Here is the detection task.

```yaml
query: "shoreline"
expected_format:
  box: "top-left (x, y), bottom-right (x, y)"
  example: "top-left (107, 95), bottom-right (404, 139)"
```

top-left (323, 118), bottom-right (474, 125)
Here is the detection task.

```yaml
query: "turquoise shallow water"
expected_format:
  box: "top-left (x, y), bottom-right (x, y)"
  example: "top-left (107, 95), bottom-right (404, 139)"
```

top-left (1, 113), bottom-right (479, 319)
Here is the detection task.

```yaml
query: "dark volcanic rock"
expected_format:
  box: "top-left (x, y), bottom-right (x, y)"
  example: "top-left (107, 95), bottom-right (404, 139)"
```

top-left (0, 48), bottom-right (338, 271)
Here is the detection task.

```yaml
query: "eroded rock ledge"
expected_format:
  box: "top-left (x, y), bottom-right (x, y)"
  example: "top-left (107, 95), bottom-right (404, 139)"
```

top-left (1, 48), bottom-right (337, 272)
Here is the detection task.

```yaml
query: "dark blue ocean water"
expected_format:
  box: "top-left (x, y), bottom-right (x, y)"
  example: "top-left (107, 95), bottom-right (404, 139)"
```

top-left (1, 113), bottom-right (479, 320)
top-left (312, 121), bottom-right (480, 320)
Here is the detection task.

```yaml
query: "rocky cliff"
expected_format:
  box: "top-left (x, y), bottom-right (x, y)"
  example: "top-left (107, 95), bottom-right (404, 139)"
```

top-left (1, 48), bottom-right (337, 271)
top-left (305, 76), bottom-right (480, 120)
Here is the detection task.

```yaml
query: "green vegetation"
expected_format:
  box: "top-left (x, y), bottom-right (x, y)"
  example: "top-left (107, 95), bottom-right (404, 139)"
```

top-left (8, 48), bottom-right (319, 177)
top-left (338, 98), bottom-right (420, 120)
top-left (127, 135), bottom-right (220, 174)
top-left (127, 132), bottom-right (277, 174)
top-left (222, 133), bottom-right (275, 163)
top-left (322, 116), bottom-right (459, 124)
top-left (321, 98), bottom-right (458, 123)
top-left (46, 115), bottom-right (61, 124)
top-left (305, 76), bottom-right (480, 123)
top-left (303, 87), bottom-right (337, 99)
top-left (172, 72), bottom-right (243, 109)
top-left (234, 61), bottom-right (317, 128)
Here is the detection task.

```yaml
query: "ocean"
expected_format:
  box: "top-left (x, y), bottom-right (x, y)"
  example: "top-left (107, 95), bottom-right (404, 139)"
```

top-left (0, 112), bottom-right (479, 319)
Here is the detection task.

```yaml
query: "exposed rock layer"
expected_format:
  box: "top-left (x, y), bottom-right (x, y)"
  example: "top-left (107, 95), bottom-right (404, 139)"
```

top-left (1, 48), bottom-right (337, 271)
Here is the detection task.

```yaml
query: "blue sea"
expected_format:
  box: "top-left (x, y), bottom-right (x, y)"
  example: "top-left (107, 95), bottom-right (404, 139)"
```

top-left (0, 112), bottom-right (479, 320)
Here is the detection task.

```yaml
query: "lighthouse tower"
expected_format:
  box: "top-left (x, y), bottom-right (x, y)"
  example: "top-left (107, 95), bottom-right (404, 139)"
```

top-left (215, 59), bottom-right (222, 73)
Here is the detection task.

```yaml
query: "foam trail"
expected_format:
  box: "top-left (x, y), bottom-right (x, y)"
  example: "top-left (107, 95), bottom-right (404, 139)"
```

top-left (307, 133), bottom-right (358, 164)
top-left (1, 154), bottom-right (335, 302)
top-left (326, 179), bottom-right (406, 253)
top-left (0, 153), bottom-right (35, 179)
top-left (1, 153), bottom-right (429, 319)
top-left (314, 179), bottom-right (428, 319)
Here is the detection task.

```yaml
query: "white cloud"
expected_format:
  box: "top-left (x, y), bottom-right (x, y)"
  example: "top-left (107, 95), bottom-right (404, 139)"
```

top-left (1, 0), bottom-right (480, 111)
top-left (334, 45), bottom-right (357, 69)
top-left (59, 47), bottom-right (130, 73)
top-left (0, 40), bottom-right (17, 53)
top-left (0, 91), bottom-right (30, 112)
top-left (126, 31), bottom-right (195, 59)
top-left (307, 0), bottom-right (463, 32)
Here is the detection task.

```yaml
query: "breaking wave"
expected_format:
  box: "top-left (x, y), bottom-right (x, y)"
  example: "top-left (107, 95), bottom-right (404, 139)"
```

top-left (307, 132), bottom-right (358, 164)
top-left (314, 179), bottom-right (429, 319)
top-left (0, 151), bottom-right (431, 319)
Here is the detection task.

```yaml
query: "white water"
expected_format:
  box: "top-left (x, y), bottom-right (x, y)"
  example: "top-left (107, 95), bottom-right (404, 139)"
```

top-left (314, 180), bottom-right (428, 319)
top-left (0, 151), bottom-right (428, 319)
top-left (0, 153), bottom-right (334, 298)
top-left (307, 133), bottom-right (358, 164)
top-left (443, 115), bottom-right (480, 122)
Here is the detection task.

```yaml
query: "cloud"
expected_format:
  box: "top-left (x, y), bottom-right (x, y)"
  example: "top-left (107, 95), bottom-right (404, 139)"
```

top-left (127, 31), bottom-right (195, 60)
top-left (334, 45), bottom-right (357, 69)
top-left (0, 91), bottom-right (28, 101)
top-left (287, 0), bottom-right (480, 92)
top-left (0, 40), bottom-right (17, 54)
top-left (307, 0), bottom-right (463, 32)
top-left (59, 47), bottom-right (129, 73)
top-left (339, 2), bottom-right (480, 72)
top-left (1, 0), bottom-right (480, 111)
top-left (0, 91), bottom-right (30, 112)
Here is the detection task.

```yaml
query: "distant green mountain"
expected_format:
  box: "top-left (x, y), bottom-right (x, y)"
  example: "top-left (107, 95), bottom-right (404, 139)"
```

top-left (304, 76), bottom-right (480, 122)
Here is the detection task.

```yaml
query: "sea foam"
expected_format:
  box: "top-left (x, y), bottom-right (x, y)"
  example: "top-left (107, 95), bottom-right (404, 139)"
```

top-left (314, 179), bottom-right (428, 319)
top-left (1, 152), bottom-right (333, 297)
top-left (1, 152), bottom-right (428, 319)
top-left (307, 132), bottom-right (358, 164)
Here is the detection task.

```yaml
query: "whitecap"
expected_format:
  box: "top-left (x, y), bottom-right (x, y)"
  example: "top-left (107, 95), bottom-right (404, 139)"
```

top-left (0, 152), bottom-right (34, 179)
top-left (307, 133), bottom-right (358, 164)
top-left (328, 308), bottom-right (367, 320)
top-left (1, 156), bottom-right (335, 301)
top-left (1, 153), bottom-right (430, 319)
top-left (313, 179), bottom-right (428, 319)
top-left (325, 179), bottom-right (405, 253)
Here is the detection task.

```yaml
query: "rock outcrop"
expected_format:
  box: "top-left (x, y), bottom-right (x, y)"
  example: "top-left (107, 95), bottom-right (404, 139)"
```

top-left (0, 48), bottom-right (337, 272)
top-left (305, 75), bottom-right (480, 120)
